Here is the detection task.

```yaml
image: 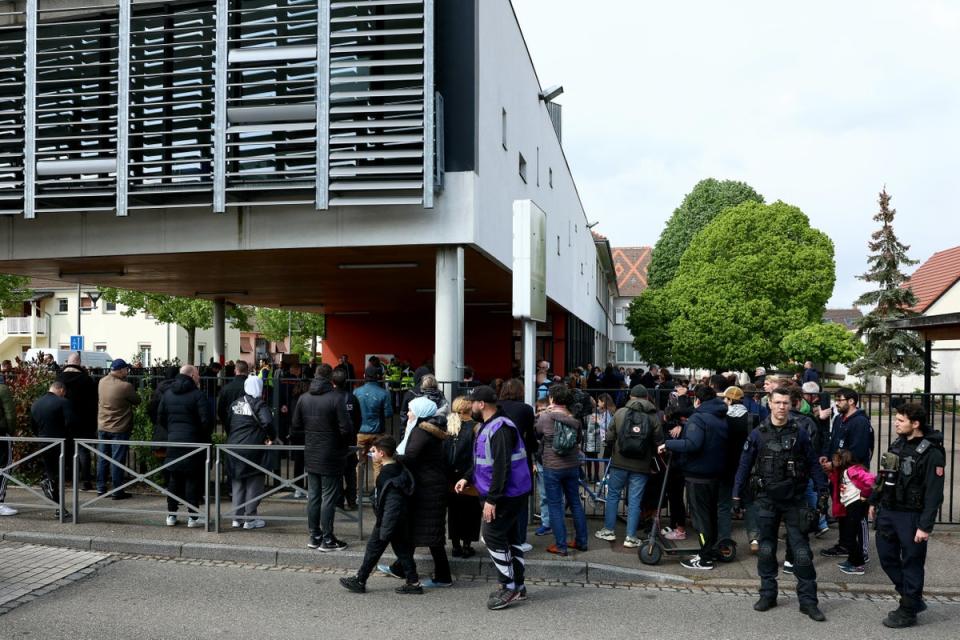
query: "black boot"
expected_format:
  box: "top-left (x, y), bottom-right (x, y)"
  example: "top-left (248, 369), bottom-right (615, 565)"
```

top-left (753, 597), bottom-right (777, 612)
top-left (799, 604), bottom-right (826, 622)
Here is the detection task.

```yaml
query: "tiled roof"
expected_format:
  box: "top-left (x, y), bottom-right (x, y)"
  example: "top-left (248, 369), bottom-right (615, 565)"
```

top-left (612, 246), bottom-right (652, 297)
top-left (823, 308), bottom-right (862, 330)
top-left (905, 246), bottom-right (960, 313)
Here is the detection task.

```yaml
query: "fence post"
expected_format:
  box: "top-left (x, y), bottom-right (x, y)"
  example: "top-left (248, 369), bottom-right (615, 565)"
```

top-left (71, 441), bottom-right (79, 524)
top-left (214, 446), bottom-right (222, 533)
top-left (57, 440), bottom-right (64, 523)
top-left (204, 445), bottom-right (211, 532)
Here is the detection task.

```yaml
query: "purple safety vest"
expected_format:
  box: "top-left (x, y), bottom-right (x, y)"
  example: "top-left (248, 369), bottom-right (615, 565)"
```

top-left (473, 416), bottom-right (532, 498)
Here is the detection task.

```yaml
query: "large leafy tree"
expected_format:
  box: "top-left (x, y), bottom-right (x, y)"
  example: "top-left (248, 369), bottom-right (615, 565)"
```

top-left (0, 274), bottom-right (30, 317)
top-left (646, 178), bottom-right (764, 289)
top-left (848, 189), bottom-right (925, 394)
top-left (254, 307), bottom-right (325, 362)
top-left (100, 288), bottom-right (250, 365)
top-left (645, 200), bottom-right (835, 370)
top-left (780, 322), bottom-right (863, 366)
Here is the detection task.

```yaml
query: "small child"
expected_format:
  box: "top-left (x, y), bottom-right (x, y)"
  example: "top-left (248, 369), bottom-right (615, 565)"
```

top-left (831, 449), bottom-right (877, 575)
top-left (339, 435), bottom-right (422, 594)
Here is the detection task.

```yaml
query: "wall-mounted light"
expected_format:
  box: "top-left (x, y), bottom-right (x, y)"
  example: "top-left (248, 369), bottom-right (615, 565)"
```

top-left (539, 85), bottom-right (564, 103)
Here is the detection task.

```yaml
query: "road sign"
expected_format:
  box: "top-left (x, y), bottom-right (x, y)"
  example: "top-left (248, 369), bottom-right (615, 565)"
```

top-left (70, 335), bottom-right (84, 351)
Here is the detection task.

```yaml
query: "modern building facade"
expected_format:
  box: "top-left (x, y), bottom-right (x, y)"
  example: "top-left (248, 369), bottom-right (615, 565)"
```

top-left (0, 0), bottom-right (615, 381)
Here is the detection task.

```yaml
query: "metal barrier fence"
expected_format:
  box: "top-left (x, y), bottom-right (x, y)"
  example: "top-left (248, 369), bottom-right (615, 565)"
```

top-left (73, 438), bottom-right (212, 531)
top-left (0, 436), bottom-right (65, 522)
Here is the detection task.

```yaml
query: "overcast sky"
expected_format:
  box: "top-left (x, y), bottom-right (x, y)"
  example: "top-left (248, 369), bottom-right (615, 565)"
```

top-left (512, 0), bottom-right (960, 307)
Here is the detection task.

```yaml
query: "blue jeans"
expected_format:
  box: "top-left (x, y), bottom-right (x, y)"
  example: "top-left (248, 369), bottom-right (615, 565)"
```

top-left (543, 466), bottom-right (588, 550)
top-left (603, 466), bottom-right (648, 537)
top-left (97, 431), bottom-right (130, 493)
top-left (805, 479), bottom-right (827, 530)
top-left (535, 462), bottom-right (550, 528)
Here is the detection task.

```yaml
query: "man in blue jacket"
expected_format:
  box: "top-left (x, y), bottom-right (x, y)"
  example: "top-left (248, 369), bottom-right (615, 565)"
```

top-left (819, 388), bottom-right (874, 559)
top-left (659, 385), bottom-right (728, 570)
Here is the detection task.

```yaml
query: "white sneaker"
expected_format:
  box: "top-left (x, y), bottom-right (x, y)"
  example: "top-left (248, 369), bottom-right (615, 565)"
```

top-left (293, 489), bottom-right (306, 499)
top-left (0, 504), bottom-right (18, 516)
top-left (165, 515), bottom-right (178, 527)
top-left (518, 542), bottom-right (533, 552)
top-left (187, 517), bottom-right (203, 528)
top-left (622, 536), bottom-right (641, 548)
top-left (231, 519), bottom-right (243, 528)
top-left (594, 528), bottom-right (616, 542)
top-left (243, 518), bottom-right (266, 529)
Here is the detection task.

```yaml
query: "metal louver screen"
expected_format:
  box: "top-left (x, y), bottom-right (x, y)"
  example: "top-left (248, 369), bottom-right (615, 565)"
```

top-left (0, 0), bottom-right (436, 217)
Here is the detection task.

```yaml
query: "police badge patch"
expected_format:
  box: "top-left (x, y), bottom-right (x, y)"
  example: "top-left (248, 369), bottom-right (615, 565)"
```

top-left (936, 467), bottom-right (945, 477)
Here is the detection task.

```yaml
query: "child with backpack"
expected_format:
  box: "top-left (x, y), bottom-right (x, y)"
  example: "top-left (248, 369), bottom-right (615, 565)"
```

top-left (339, 435), bottom-right (422, 594)
top-left (831, 449), bottom-right (876, 575)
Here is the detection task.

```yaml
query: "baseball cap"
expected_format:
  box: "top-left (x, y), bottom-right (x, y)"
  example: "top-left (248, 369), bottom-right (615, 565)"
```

top-left (723, 386), bottom-right (744, 402)
top-left (111, 358), bottom-right (130, 371)
top-left (801, 381), bottom-right (821, 394)
top-left (470, 385), bottom-right (498, 403)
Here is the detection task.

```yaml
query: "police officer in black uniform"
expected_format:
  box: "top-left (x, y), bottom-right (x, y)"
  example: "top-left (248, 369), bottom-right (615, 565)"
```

top-left (869, 402), bottom-right (945, 628)
top-left (733, 386), bottom-right (829, 622)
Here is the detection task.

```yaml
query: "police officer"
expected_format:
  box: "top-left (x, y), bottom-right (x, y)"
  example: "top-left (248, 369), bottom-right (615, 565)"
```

top-left (869, 402), bottom-right (945, 628)
top-left (733, 386), bottom-right (828, 622)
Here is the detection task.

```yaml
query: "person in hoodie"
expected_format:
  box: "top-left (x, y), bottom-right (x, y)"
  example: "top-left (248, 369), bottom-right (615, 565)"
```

top-left (158, 365), bottom-right (211, 527)
top-left (31, 381), bottom-right (75, 517)
top-left (536, 384), bottom-right (589, 556)
top-left (659, 384), bottom-right (728, 570)
top-left (722, 386), bottom-right (756, 548)
top-left (226, 375), bottom-right (276, 530)
top-left (58, 353), bottom-right (98, 491)
top-left (594, 385), bottom-right (664, 547)
top-left (399, 373), bottom-right (450, 419)
top-left (379, 395), bottom-right (452, 587)
top-left (339, 435), bottom-right (422, 595)
top-left (294, 363), bottom-right (352, 552)
top-left (819, 388), bottom-right (874, 559)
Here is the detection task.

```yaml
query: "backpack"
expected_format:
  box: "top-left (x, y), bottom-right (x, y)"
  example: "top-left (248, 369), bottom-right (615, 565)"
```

top-left (617, 408), bottom-right (654, 459)
top-left (552, 419), bottom-right (578, 457)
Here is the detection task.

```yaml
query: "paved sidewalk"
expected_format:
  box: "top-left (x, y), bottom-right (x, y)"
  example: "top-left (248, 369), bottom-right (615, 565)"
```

top-left (1, 487), bottom-right (959, 594)
top-left (0, 541), bottom-right (112, 614)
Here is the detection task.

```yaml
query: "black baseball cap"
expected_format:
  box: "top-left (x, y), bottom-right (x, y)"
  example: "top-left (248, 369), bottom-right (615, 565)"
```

top-left (471, 385), bottom-right (498, 403)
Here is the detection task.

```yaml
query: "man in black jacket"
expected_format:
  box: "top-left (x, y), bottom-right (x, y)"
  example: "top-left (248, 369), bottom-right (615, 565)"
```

top-left (58, 354), bottom-right (98, 490)
top-left (295, 364), bottom-right (352, 552)
top-left (31, 381), bottom-right (75, 515)
top-left (217, 360), bottom-right (249, 434)
top-left (332, 367), bottom-right (361, 510)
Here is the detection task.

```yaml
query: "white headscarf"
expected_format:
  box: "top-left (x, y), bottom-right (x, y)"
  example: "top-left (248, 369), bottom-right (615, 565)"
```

top-left (397, 396), bottom-right (438, 455)
top-left (244, 375), bottom-right (263, 398)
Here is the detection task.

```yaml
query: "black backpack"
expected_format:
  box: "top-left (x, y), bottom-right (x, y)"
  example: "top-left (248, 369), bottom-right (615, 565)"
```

top-left (617, 408), bottom-right (654, 459)
top-left (552, 419), bottom-right (579, 457)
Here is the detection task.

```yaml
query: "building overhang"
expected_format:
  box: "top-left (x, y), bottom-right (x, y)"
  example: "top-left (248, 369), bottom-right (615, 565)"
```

top-left (886, 313), bottom-right (960, 341)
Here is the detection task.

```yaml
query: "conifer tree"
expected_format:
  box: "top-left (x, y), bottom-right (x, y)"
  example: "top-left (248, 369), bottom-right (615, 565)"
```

top-left (849, 189), bottom-right (926, 394)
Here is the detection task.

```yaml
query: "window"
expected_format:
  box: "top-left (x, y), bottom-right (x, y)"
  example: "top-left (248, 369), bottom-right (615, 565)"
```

top-left (94, 343), bottom-right (107, 352)
top-left (536, 147), bottom-right (540, 187)
top-left (615, 307), bottom-right (625, 325)
top-left (104, 301), bottom-right (117, 313)
top-left (58, 344), bottom-right (69, 350)
top-left (556, 235), bottom-right (560, 256)
top-left (616, 341), bottom-right (642, 364)
top-left (197, 343), bottom-right (206, 365)
top-left (80, 296), bottom-right (93, 313)
top-left (57, 298), bottom-right (68, 313)
top-left (549, 168), bottom-right (553, 188)
top-left (518, 152), bottom-right (527, 183)
top-left (501, 108), bottom-right (507, 150)
top-left (138, 344), bottom-right (152, 366)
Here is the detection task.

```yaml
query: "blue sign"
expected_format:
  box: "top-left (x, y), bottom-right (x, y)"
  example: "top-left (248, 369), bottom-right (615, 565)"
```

top-left (70, 335), bottom-right (84, 351)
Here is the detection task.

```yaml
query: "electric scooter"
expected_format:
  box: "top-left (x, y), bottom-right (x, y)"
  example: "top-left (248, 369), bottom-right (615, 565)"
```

top-left (638, 454), bottom-right (737, 566)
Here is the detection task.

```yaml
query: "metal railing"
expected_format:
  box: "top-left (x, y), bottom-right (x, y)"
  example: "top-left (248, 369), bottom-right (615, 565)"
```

top-left (73, 438), bottom-right (212, 531)
top-left (0, 436), bottom-right (65, 522)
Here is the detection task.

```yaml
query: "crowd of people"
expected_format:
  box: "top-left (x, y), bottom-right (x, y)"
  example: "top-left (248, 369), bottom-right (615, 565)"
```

top-left (0, 354), bottom-right (946, 623)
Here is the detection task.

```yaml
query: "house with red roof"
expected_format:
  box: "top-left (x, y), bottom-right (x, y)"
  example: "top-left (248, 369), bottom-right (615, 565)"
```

top-left (611, 246), bottom-right (652, 366)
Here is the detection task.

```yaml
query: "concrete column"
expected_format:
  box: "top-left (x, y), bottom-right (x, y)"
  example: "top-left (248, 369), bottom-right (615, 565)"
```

top-left (30, 300), bottom-right (37, 349)
top-left (213, 298), bottom-right (226, 365)
top-left (434, 246), bottom-right (464, 389)
top-left (523, 318), bottom-right (536, 406)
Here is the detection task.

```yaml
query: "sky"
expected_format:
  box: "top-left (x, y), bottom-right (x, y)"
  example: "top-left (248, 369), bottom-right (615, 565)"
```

top-left (511, 0), bottom-right (960, 307)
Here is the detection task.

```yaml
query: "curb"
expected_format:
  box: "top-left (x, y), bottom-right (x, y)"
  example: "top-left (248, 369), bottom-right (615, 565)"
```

top-left (1, 530), bottom-right (691, 586)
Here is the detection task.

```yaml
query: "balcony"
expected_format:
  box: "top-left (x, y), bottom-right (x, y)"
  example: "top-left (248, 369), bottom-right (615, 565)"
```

top-left (1, 316), bottom-right (46, 339)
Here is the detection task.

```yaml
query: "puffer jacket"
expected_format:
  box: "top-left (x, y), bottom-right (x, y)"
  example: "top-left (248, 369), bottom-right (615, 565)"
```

top-left (58, 365), bottom-right (98, 439)
top-left (397, 415), bottom-right (448, 547)
top-left (227, 394), bottom-right (276, 480)
top-left (158, 374), bottom-right (211, 472)
top-left (293, 377), bottom-right (352, 476)
top-left (665, 397), bottom-right (728, 479)
top-left (375, 462), bottom-right (416, 540)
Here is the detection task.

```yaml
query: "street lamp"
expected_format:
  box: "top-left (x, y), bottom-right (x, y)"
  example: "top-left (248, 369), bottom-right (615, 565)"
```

top-left (75, 286), bottom-right (103, 351)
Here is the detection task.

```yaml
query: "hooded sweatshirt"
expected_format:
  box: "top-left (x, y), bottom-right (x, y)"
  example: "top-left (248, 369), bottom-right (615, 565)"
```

top-left (606, 397), bottom-right (664, 474)
top-left (665, 396), bottom-right (728, 479)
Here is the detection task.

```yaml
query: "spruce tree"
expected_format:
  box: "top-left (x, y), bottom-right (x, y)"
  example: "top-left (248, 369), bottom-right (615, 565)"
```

top-left (849, 188), bottom-right (926, 394)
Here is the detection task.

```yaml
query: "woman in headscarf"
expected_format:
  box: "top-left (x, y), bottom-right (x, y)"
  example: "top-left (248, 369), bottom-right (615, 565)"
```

top-left (380, 396), bottom-right (453, 587)
top-left (226, 375), bottom-right (276, 529)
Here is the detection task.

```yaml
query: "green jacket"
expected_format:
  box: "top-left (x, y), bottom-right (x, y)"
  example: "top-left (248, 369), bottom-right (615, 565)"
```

top-left (0, 383), bottom-right (14, 435)
top-left (606, 397), bottom-right (664, 474)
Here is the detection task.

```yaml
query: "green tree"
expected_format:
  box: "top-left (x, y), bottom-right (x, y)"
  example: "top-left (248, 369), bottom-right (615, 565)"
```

top-left (848, 189), bottom-right (925, 394)
top-left (625, 287), bottom-right (673, 366)
top-left (100, 289), bottom-right (250, 364)
top-left (647, 178), bottom-right (764, 289)
top-left (780, 322), bottom-right (863, 366)
top-left (254, 308), bottom-right (325, 362)
top-left (658, 200), bottom-right (835, 370)
top-left (0, 274), bottom-right (30, 317)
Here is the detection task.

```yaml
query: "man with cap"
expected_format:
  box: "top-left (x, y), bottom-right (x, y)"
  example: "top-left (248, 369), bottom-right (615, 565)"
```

top-left (96, 359), bottom-right (141, 499)
top-left (456, 385), bottom-right (532, 610)
top-left (354, 364), bottom-right (394, 484)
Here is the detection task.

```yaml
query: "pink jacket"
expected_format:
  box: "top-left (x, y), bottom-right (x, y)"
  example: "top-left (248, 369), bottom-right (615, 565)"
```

top-left (831, 465), bottom-right (877, 517)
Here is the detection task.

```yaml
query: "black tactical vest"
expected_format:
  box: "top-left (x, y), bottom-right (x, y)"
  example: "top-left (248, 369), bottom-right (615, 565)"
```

top-left (751, 421), bottom-right (808, 501)
top-left (888, 438), bottom-right (934, 511)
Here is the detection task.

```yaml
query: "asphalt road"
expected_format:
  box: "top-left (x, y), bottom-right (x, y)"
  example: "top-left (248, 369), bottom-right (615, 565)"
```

top-left (1, 557), bottom-right (956, 640)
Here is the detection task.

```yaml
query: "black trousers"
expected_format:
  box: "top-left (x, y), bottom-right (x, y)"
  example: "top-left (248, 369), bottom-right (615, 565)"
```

top-left (358, 525), bottom-right (419, 585)
top-left (756, 497), bottom-right (818, 606)
top-left (340, 451), bottom-right (358, 507)
top-left (876, 508), bottom-right (928, 612)
top-left (40, 448), bottom-right (61, 504)
top-left (166, 468), bottom-right (202, 514)
top-left (481, 496), bottom-right (527, 589)
top-left (838, 500), bottom-right (868, 566)
top-left (390, 545), bottom-right (451, 583)
top-left (448, 492), bottom-right (482, 544)
top-left (685, 478), bottom-right (719, 560)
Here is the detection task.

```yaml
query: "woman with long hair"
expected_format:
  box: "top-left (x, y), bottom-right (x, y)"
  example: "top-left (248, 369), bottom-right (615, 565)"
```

top-left (444, 396), bottom-right (482, 557)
